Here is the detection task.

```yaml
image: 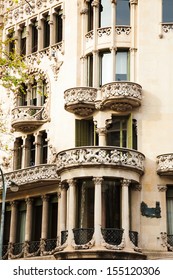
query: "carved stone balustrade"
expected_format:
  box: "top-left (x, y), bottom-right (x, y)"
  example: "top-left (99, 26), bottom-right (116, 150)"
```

top-left (101, 82), bottom-right (142, 112)
top-left (64, 87), bottom-right (97, 117)
top-left (11, 105), bottom-right (48, 132)
top-left (57, 146), bottom-right (145, 178)
top-left (4, 164), bottom-right (59, 186)
top-left (157, 154), bottom-right (173, 175)
top-left (64, 82), bottom-right (142, 116)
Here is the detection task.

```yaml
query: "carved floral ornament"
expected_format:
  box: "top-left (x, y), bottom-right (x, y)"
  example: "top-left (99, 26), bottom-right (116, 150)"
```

top-left (157, 154), bottom-right (173, 175)
top-left (64, 82), bottom-right (142, 116)
top-left (56, 146), bottom-right (145, 174)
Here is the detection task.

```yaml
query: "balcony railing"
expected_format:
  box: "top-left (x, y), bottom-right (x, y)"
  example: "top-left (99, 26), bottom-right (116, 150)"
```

top-left (11, 106), bottom-right (48, 132)
top-left (157, 154), bottom-right (173, 175)
top-left (4, 164), bottom-right (59, 186)
top-left (73, 228), bottom-right (94, 245)
top-left (57, 146), bottom-right (145, 175)
top-left (167, 235), bottom-right (173, 247)
top-left (61, 230), bottom-right (68, 245)
top-left (64, 87), bottom-right (97, 117)
top-left (64, 82), bottom-right (142, 116)
top-left (129, 230), bottom-right (138, 247)
top-left (101, 228), bottom-right (124, 245)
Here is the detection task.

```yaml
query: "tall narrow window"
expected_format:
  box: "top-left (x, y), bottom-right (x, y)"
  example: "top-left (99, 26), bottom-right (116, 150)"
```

top-left (162, 0), bottom-right (173, 22)
top-left (31, 80), bottom-right (37, 105)
top-left (28, 134), bottom-right (35, 166)
top-left (167, 187), bottom-right (173, 236)
top-left (116, 50), bottom-right (129, 81)
top-left (43, 15), bottom-right (50, 48)
top-left (16, 202), bottom-right (26, 244)
top-left (88, 0), bottom-right (93, 31)
top-left (3, 204), bottom-right (11, 246)
top-left (31, 20), bottom-right (38, 53)
top-left (100, 0), bottom-right (111, 27)
top-left (40, 131), bottom-right (48, 164)
top-left (20, 26), bottom-right (26, 56)
top-left (99, 51), bottom-right (111, 86)
top-left (8, 30), bottom-right (15, 56)
top-left (14, 137), bottom-right (23, 170)
top-left (76, 179), bottom-right (94, 229)
top-left (87, 54), bottom-right (93, 87)
top-left (17, 84), bottom-right (27, 106)
top-left (102, 180), bottom-right (121, 228)
top-left (75, 119), bottom-right (98, 146)
top-left (32, 198), bottom-right (42, 242)
top-left (48, 195), bottom-right (58, 239)
top-left (55, 10), bottom-right (63, 43)
top-left (116, 0), bottom-right (130, 25)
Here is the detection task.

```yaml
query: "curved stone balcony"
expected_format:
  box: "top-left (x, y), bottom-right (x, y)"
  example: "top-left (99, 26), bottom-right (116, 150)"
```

top-left (64, 82), bottom-right (142, 116)
top-left (100, 82), bottom-right (142, 111)
top-left (157, 154), bottom-right (173, 175)
top-left (4, 164), bottom-right (59, 186)
top-left (85, 26), bottom-right (131, 52)
top-left (11, 106), bottom-right (48, 132)
top-left (57, 146), bottom-right (145, 181)
top-left (64, 87), bottom-right (97, 117)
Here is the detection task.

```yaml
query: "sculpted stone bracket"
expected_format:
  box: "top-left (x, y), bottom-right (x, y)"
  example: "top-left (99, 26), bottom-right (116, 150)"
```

top-left (157, 154), bottom-right (173, 175)
top-left (140, 201), bottom-right (161, 218)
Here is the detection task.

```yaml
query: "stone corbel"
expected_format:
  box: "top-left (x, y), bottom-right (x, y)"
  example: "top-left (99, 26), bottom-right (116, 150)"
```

top-left (50, 60), bottom-right (63, 81)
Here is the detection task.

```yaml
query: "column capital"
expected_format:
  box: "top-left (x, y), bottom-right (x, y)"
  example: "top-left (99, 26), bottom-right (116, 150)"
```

top-left (111, 0), bottom-right (117, 4)
top-left (121, 179), bottom-right (131, 187)
top-left (41, 195), bottom-right (49, 202)
top-left (130, 0), bottom-right (138, 5)
top-left (92, 0), bottom-right (100, 8)
top-left (67, 179), bottom-right (76, 187)
top-left (59, 182), bottom-right (69, 190)
top-left (10, 201), bottom-right (18, 208)
top-left (93, 177), bottom-right (103, 185)
top-left (96, 127), bottom-right (107, 135)
top-left (25, 197), bottom-right (34, 205)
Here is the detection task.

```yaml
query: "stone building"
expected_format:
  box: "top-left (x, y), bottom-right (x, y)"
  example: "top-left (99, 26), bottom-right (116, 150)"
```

top-left (0, 0), bottom-right (173, 260)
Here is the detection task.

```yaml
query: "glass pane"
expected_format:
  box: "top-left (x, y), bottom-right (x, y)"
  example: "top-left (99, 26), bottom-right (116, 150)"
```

top-left (116, 51), bottom-right (128, 81)
top-left (100, 0), bottom-right (111, 27)
top-left (116, 0), bottom-right (130, 25)
top-left (100, 52), bottom-right (111, 85)
top-left (163, 0), bottom-right (173, 22)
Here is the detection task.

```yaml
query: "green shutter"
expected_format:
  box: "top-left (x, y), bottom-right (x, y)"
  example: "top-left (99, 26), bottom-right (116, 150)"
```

top-left (127, 114), bottom-right (133, 148)
top-left (75, 119), bottom-right (94, 146)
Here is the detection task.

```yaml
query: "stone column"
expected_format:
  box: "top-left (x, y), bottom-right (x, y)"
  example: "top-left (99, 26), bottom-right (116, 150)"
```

top-left (92, 0), bottom-right (99, 87)
top-left (93, 177), bottom-right (103, 246)
top-left (25, 198), bottom-right (33, 241)
top-left (80, 4), bottom-right (88, 86)
top-left (34, 132), bottom-right (41, 165)
top-left (25, 21), bottom-right (30, 56)
top-left (96, 127), bottom-right (107, 146)
top-left (41, 195), bottom-right (49, 240)
top-left (37, 18), bottom-right (42, 51)
top-left (66, 179), bottom-right (76, 248)
top-left (9, 201), bottom-right (18, 243)
top-left (21, 136), bottom-right (28, 169)
top-left (57, 189), bottom-right (61, 245)
top-left (121, 179), bottom-right (131, 248)
top-left (130, 0), bottom-right (138, 81)
top-left (110, 0), bottom-right (117, 80)
top-left (49, 12), bottom-right (54, 46)
top-left (59, 183), bottom-right (67, 245)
